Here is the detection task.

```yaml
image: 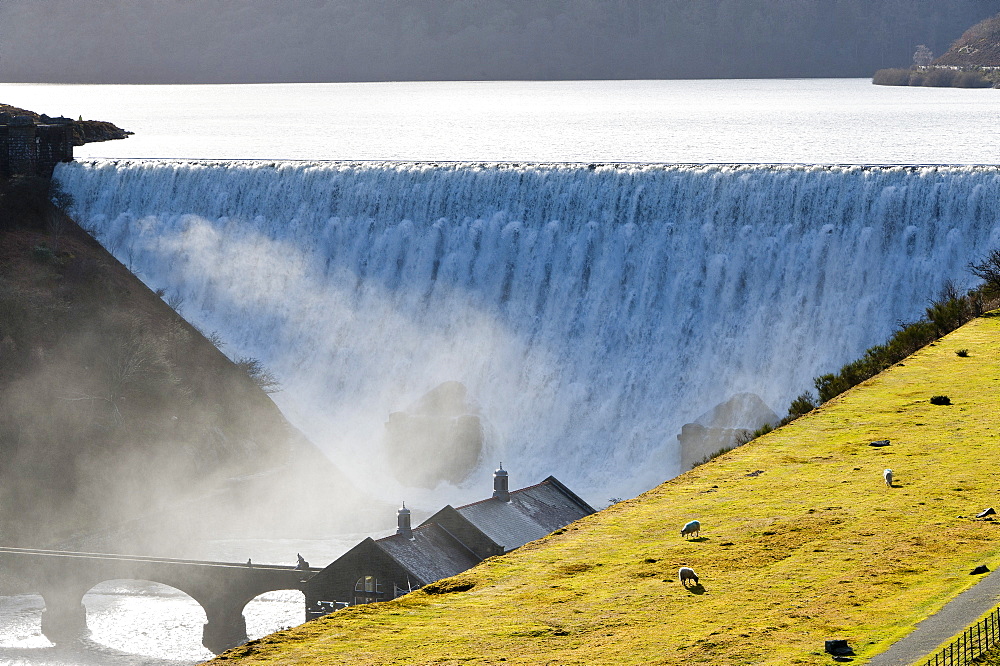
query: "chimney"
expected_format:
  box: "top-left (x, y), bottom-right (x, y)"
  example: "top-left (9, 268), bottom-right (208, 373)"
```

top-left (493, 463), bottom-right (510, 502)
top-left (396, 501), bottom-right (413, 539)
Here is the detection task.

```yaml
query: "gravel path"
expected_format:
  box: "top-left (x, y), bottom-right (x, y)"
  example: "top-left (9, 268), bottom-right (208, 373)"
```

top-left (865, 567), bottom-right (1000, 666)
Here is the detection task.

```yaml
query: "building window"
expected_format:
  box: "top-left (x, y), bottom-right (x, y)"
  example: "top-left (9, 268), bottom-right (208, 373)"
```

top-left (355, 575), bottom-right (383, 594)
top-left (353, 575), bottom-right (385, 605)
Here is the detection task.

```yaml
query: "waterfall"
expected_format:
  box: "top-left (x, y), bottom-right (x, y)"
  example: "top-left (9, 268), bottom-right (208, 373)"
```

top-left (55, 160), bottom-right (1000, 505)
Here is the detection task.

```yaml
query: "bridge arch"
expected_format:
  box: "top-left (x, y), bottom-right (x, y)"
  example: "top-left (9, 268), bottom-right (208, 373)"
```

top-left (243, 588), bottom-right (306, 641)
top-left (0, 547), bottom-right (318, 654)
top-left (82, 579), bottom-right (211, 659)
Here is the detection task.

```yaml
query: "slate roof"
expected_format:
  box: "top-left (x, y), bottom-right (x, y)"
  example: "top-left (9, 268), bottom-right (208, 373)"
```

top-left (374, 522), bottom-right (481, 585)
top-left (454, 476), bottom-right (595, 552)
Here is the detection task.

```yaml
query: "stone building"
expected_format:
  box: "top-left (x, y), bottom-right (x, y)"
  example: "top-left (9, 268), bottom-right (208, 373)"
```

top-left (0, 113), bottom-right (74, 180)
top-left (304, 465), bottom-right (595, 618)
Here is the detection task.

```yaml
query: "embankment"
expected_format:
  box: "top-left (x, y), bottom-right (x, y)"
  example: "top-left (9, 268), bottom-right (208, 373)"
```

top-left (205, 311), bottom-right (1000, 665)
top-left (0, 179), bottom-right (375, 557)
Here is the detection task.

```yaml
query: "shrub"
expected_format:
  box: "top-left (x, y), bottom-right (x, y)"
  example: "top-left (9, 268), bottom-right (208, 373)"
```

top-left (872, 68), bottom-right (912, 86)
top-left (930, 395), bottom-right (952, 406)
top-left (970, 249), bottom-right (1000, 295)
top-left (787, 393), bottom-right (817, 418)
top-left (873, 67), bottom-right (994, 89)
top-left (235, 356), bottom-right (281, 394)
top-left (955, 71), bottom-right (992, 88)
top-left (732, 423), bottom-right (774, 449)
top-left (924, 68), bottom-right (957, 87)
top-left (165, 291), bottom-right (185, 313)
top-left (956, 349), bottom-right (969, 357)
top-left (48, 181), bottom-right (74, 213)
top-left (926, 295), bottom-right (971, 336)
top-left (695, 445), bottom-right (735, 468)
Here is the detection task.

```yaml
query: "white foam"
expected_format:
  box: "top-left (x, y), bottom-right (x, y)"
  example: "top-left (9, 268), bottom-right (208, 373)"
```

top-left (55, 160), bottom-right (1000, 504)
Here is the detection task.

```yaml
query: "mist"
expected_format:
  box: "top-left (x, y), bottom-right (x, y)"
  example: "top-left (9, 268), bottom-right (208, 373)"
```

top-left (1, 0), bottom-right (997, 84)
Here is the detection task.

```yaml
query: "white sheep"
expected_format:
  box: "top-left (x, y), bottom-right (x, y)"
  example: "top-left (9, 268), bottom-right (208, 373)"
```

top-left (680, 520), bottom-right (701, 539)
top-left (884, 469), bottom-right (893, 487)
top-left (678, 566), bottom-right (699, 587)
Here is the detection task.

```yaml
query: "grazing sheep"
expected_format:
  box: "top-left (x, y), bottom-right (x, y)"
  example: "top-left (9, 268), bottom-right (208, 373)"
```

top-left (680, 520), bottom-right (701, 539)
top-left (679, 566), bottom-right (699, 587)
top-left (884, 469), bottom-right (893, 487)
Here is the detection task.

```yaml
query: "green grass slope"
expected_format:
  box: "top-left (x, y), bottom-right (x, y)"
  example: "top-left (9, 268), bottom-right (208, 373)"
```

top-left (208, 314), bottom-right (1000, 666)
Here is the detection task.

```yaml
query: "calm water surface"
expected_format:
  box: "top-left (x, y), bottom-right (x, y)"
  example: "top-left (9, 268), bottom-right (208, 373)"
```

top-left (0, 79), bottom-right (997, 163)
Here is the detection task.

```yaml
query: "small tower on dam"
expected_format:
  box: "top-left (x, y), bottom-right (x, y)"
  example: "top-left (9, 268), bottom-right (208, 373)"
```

top-left (0, 113), bottom-right (74, 180)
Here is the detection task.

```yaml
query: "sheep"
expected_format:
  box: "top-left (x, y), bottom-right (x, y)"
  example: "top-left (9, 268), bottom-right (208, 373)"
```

top-left (680, 520), bottom-right (701, 539)
top-left (678, 566), bottom-right (699, 587)
top-left (884, 469), bottom-right (893, 487)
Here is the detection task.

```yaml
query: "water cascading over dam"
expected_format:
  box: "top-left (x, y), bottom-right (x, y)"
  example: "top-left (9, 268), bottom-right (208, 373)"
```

top-left (55, 161), bottom-right (1000, 505)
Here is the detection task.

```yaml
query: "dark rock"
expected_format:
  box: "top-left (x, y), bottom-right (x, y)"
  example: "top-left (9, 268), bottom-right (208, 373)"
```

top-left (869, 440), bottom-right (890, 447)
top-left (384, 381), bottom-right (484, 488)
top-left (677, 393), bottom-right (779, 471)
top-left (825, 639), bottom-right (854, 656)
top-left (971, 565), bottom-right (990, 575)
top-left (977, 508), bottom-right (996, 518)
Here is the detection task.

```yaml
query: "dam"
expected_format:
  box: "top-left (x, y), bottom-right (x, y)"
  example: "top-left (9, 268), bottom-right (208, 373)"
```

top-left (54, 160), bottom-right (1000, 504)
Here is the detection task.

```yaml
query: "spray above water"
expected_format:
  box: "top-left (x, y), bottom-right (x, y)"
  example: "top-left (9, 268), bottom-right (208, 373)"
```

top-left (55, 160), bottom-right (1000, 505)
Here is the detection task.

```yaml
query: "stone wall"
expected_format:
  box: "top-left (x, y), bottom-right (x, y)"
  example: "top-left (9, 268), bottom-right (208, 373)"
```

top-left (0, 113), bottom-right (74, 180)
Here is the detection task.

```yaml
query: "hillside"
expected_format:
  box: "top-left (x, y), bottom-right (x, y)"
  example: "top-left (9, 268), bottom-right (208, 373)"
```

top-left (0, 0), bottom-right (995, 82)
top-left (207, 313), bottom-right (1000, 665)
top-left (0, 179), bottom-right (376, 558)
top-left (934, 13), bottom-right (1000, 67)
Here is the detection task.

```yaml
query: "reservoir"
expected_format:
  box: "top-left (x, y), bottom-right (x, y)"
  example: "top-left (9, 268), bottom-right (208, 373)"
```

top-left (0, 79), bottom-right (996, 164)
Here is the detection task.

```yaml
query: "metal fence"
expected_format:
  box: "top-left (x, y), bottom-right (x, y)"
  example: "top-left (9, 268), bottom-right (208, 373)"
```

top-left (920, 606), bottom-right (1000, 666)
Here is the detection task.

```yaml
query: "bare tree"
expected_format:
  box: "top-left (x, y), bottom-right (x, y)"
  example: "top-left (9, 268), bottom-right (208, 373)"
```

top-left (970, 249), bottom-right (1000, 293)
top-left (913, 44), bottom-right (933, 67)
top-left (235, 356), bottom-right (281, 394)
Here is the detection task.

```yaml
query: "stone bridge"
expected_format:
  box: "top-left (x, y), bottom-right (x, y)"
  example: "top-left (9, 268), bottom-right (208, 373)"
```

top-left (0, 546), bottom-right (321, 653)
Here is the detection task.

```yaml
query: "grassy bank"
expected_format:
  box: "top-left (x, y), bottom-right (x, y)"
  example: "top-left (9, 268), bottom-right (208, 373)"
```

top-left (206, 313), bottom-right (1000, 665)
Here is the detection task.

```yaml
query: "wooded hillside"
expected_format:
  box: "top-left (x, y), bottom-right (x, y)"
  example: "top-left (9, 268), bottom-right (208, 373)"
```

top-left (1, 0), bottom-right (995, 82)
top-left (934, 12), bottom-right (1000, 67)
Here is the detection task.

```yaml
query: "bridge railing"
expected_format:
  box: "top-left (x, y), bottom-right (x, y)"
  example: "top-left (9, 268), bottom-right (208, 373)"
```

top-left (918, 606), bottom-right (1000, 666)
top-left (0, 546), bottom-right (322, 573)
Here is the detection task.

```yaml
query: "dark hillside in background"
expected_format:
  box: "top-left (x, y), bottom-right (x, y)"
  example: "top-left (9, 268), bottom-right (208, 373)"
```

top-left (1, 0), bottom-right (997, 83)
top-left (934, 11), bottom-right (1000, 66)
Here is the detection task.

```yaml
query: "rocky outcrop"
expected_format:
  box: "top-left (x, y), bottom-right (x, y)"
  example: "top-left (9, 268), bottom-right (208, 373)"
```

top-left (677, 393), bottom-right (778, 471)
top-left (0, 103), bottom-right (132, 146)
top-left (384, 381), bottom-right (484, 488)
